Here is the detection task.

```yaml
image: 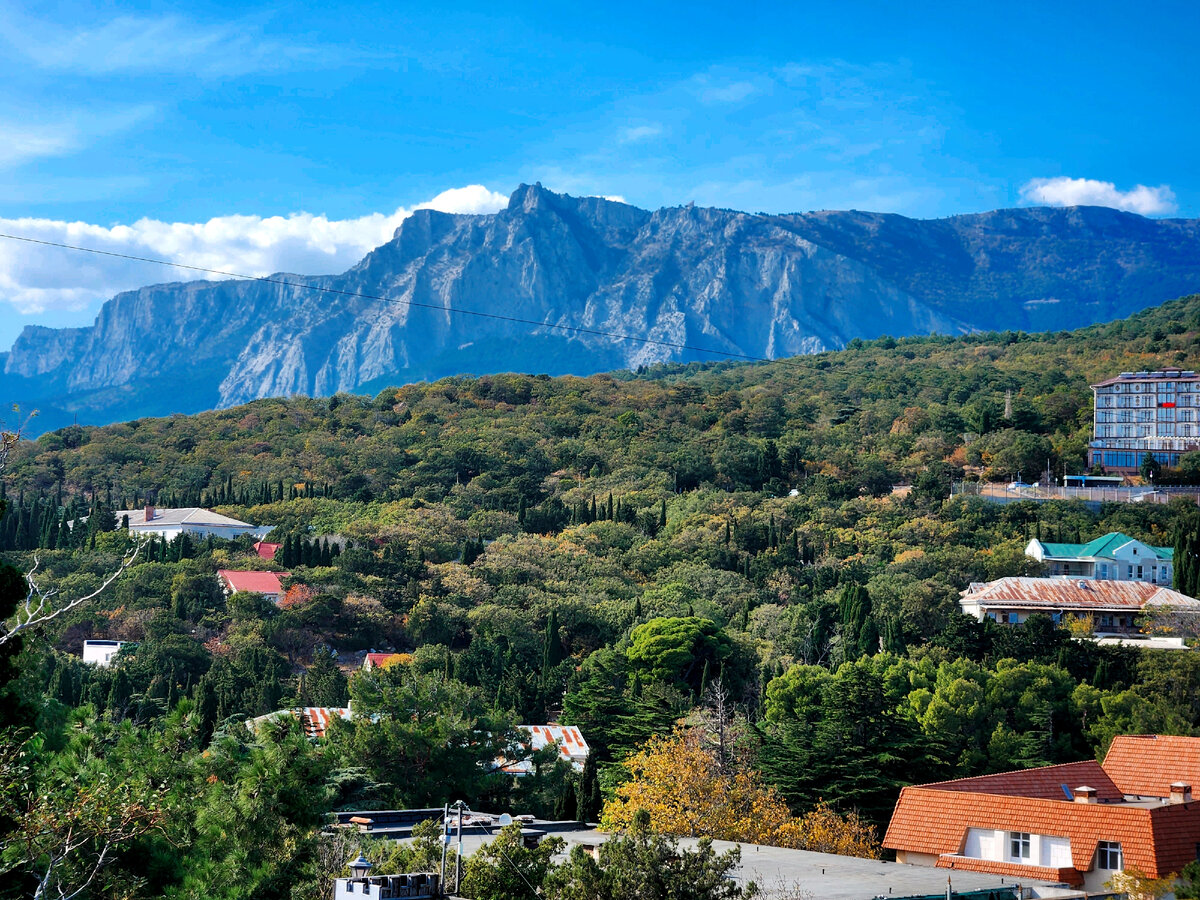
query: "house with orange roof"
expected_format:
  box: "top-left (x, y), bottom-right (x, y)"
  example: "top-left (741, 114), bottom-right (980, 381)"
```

top-left (884, 734), bottom-right (1200, 893)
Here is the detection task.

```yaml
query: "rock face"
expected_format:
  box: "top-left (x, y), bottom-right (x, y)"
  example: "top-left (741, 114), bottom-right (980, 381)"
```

top-left (5, 184), bottom-right (1200, 431)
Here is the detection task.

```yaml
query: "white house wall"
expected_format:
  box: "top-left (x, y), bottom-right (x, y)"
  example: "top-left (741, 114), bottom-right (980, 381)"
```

top-left (962, 828), bottom-right (1072, 867)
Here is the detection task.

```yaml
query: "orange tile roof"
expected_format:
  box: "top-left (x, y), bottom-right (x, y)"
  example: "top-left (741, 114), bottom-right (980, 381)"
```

top-left (886, 734), bottom-right (1200, 882)
top-left (935, 855), bottom-right (1084, 888)
top-left (1104, 735), bottom-right (1200, 797)
top-left (885, 786), bottom-right (1182, 876)
top-left (921, 760), bottom-right (1123, 802)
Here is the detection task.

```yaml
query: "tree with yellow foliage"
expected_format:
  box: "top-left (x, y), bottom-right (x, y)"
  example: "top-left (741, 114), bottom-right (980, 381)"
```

top-left (1106, 867), bottom-right (1178, 900)
top-left (600, 726), bottom-right (879, 858)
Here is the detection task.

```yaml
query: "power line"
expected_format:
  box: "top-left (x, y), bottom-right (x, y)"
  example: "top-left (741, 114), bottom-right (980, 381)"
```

top-left (0, 232), bottom-right (770, 363)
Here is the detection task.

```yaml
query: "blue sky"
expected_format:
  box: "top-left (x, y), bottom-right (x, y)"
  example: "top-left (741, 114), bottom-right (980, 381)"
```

top-left (1, 0), bottom-right (1197, 348)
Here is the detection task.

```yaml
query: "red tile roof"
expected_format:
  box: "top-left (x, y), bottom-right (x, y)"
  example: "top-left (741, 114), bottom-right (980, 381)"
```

top-left (364, 652), bottom-right (403, 669)
top-left (218, 570), bottom-right (289, 595)
top-left (1104, 735), bottom-right (1200, 797)
top-left (254, 541), bottom-right (281, 560)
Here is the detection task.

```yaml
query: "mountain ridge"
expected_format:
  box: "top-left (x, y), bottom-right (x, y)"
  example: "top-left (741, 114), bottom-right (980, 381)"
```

top-left (5, 184), bottom-right (1200, 433)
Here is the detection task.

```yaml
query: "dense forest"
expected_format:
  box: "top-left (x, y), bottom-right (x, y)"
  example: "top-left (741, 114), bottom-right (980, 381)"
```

top-left (3, 295), bottom-right (1200, 898)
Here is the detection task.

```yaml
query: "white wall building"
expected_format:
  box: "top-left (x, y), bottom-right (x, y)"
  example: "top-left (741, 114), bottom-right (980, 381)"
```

top-left (333, 873), bottom-right (439, 899)
top-left (1025, 532), bottom-right (1174, 585)
top-left (113, 505), bottom-right (272, 543)
top-left (82, 639), bottom-right (126, 666)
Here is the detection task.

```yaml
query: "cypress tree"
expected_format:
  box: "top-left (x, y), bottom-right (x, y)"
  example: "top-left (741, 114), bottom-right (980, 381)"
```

top-left (542, 609), bottom-right (564, 672)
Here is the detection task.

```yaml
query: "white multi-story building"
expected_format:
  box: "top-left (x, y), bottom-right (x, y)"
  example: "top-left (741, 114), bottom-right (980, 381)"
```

top-left (1089, 367), bottom-right (1200, 472)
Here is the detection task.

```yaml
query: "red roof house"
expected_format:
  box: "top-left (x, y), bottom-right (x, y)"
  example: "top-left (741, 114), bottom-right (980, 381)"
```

top-left (884, 735), bottom-right (1200, 892)
top-left (217, 570), bottom-right (290, 603)
top-left (253, 541), bottom-right (282, 561)
top-left (363, 652), bottom-right (404, 670)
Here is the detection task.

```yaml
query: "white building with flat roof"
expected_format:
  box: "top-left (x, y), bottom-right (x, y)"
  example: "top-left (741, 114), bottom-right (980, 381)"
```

top-left (82, 640), bottom-right (126, 666)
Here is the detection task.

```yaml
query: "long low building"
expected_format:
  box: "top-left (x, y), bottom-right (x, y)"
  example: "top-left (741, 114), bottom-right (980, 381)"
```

top-left (959, 576), bottom-right (1200, 633)
top-left (885, 735), bottom-right (1200, 894)
top-left (114, 505), bottom-right (272, 542)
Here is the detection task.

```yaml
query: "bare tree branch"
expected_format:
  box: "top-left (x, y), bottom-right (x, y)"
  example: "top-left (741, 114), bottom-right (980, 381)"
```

top-left (0, 539), bottom-right (146, 648)
top-left (0, 411), bottom-right (146, 646)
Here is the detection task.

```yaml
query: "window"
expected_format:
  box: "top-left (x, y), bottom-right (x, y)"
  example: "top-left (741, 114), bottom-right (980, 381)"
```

top-left (1011, 832), bottom-right (1031, 860)
top-left (1097, 841), bottom-right (1122, 870)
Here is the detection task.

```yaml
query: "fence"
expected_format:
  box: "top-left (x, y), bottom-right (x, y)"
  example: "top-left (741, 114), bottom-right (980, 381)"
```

top-left (952, 482), bottom-right (1200, 506)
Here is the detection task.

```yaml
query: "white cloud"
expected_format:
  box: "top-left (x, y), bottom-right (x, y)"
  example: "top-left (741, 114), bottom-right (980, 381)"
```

top-left (1020, 177), bottom-right (1177, 216)
top-left (0, 11), bottom-right (328, 77)
top-left (0, 186), bottom-right (509, 319)
top-left (0, 105), bottom-right (155, 168)
top-left (618, 124), bottom-right (662, 144)
top-left (0, 123), bottom-right (75, 167)
top-left (701, 80), bottom-right (757, 104)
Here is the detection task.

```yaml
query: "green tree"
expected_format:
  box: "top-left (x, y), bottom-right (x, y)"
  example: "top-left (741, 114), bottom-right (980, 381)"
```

top-left (305, 646), bottom-right (349, 707)
top-left (544, 810), bottom-right (750, 900)
top-left (459, 823), bottom-right (563, 900)
top-left (627, 617), bottom-right (735, 697)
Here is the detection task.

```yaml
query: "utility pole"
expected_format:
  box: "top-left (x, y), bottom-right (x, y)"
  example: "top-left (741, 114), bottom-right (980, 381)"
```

top-left (439, 803), bottom-right (449, 893)
top-left (455, 801), bottom-right (465, 893)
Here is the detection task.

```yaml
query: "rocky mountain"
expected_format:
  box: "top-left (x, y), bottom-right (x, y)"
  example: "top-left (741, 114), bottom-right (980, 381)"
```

top-left (5, 184), bottom-right (1200, 432)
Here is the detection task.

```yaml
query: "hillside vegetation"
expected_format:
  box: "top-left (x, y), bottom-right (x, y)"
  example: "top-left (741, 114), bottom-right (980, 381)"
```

top-left (2, 295), bottom-right (1200, 898)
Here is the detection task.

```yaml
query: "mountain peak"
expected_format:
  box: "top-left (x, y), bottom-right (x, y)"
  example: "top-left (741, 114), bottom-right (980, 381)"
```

top-left (5, 193), bottom-right (1200, 434)
top-left (507, 182), bottom-right (561, 213)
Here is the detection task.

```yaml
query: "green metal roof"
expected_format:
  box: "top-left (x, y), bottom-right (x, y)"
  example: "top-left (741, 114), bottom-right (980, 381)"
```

top-left (1038, 532), bottom-right (1172, 560)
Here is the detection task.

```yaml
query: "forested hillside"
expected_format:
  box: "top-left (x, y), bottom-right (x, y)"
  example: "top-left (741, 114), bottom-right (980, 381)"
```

top-left (3, 295), bottom-right (1200, 898)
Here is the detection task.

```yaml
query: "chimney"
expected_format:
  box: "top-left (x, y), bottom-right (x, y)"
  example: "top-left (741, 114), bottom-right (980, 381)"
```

top-left (144, 504), bottom-right (155, 522)
top-left (1170, 782), bottom-right (1192, 804)
top-left (1074, 785), bottom-right (1098, 804)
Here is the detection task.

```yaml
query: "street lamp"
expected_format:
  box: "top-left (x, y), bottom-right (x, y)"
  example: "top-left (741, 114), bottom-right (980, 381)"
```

top-left (348, 855), bottom-right (373, 879)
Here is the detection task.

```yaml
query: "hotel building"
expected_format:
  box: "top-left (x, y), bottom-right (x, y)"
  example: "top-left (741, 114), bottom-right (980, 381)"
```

top-left (1088, 367), bottom-right (1200, 472)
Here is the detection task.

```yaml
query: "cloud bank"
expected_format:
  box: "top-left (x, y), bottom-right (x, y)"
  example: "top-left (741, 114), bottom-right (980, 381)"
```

top-left (0, 186), bottom-right (508, 321)
top-left (1020, 177), bottom-right (1177, 215)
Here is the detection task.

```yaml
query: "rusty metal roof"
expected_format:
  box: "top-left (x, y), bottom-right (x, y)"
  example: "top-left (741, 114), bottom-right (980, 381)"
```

top-left (960, 577), bottom-right (1200, 611)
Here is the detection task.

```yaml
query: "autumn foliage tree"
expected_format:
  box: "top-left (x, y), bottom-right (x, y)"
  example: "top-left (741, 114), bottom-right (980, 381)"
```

top-left (600, 726), bottom-right (879, 858)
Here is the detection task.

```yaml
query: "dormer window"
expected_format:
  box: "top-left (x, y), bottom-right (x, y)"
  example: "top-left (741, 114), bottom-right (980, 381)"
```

top-left (1010, 832), bottom-right (1031, 860)
top-left (1097, 841), bottom-right (1122, 870)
